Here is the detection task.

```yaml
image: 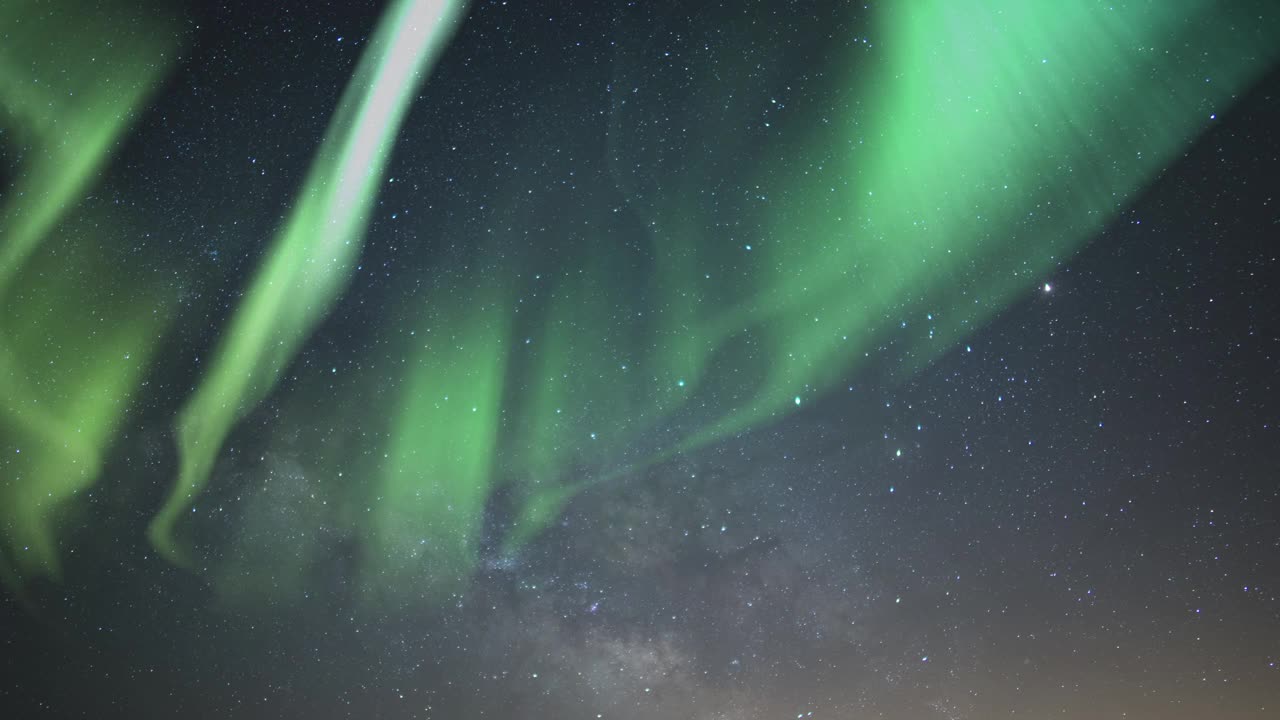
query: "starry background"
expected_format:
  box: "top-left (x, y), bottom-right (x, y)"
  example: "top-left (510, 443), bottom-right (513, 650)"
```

top-left (2, 1), bottom-right (1279, 718)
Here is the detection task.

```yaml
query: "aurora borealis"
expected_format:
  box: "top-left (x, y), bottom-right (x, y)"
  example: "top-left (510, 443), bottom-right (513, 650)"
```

top-left (3, 1), bottom-right (1280, 718)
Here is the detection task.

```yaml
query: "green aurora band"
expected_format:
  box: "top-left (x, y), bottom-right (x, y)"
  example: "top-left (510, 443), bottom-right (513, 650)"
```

top-left (0, 0), bottom-right (179, 588)
top-left (2, 0), bottom-right (1277, 606)
top-left (147, 0), bottom-right (469, 565)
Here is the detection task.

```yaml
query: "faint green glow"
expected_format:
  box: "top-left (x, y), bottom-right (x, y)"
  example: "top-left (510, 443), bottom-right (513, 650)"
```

top-left (148, 0), bottom-right (468, 564)
top-left (0, 1), bottom-right (178, 587)
top-left (0, 236), bottom-right (171, 584)
top-left (361, 287), bottom-right (510, 606)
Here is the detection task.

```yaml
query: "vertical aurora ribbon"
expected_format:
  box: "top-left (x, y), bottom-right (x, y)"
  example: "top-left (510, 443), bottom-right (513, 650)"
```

top-left (148, 0), bottom-right (468, 564)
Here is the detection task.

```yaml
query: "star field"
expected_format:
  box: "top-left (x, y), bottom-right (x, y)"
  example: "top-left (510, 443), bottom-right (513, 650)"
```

top-left (1, 1), bottom-right (1279, 719)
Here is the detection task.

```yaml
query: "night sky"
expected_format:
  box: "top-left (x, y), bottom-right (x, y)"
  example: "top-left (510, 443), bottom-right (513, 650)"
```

top-left (2, 1), bottom-right (1279, 718)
